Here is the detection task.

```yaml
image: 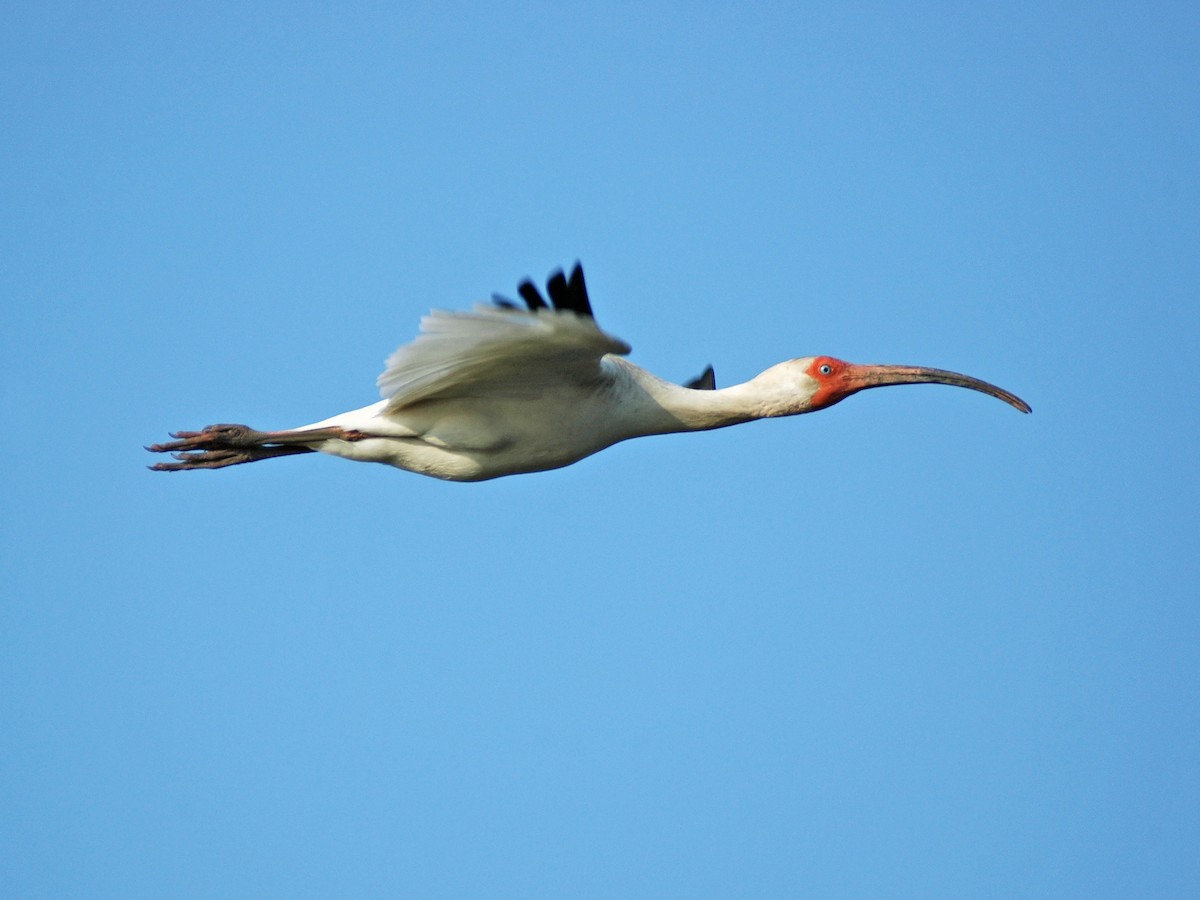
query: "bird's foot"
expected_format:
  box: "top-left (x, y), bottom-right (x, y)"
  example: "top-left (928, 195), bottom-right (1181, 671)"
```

top-left (146, 423), bottom-right (368, 471)
top-left (146, 423), bottom-right (267, 454)
top-left (150, 447), bottom-right (257, 471)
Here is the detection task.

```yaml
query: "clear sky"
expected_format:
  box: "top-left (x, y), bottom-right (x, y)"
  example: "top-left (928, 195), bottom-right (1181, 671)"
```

top-left (2, 3), bottom-right (1197, 896)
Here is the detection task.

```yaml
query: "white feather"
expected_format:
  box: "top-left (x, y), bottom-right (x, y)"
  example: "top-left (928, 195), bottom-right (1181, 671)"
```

top-left (376, 306), bottom-right (631, 411)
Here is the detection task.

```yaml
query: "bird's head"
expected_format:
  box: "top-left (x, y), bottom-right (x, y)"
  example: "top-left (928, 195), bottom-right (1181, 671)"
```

top-left (765, 356), bottom-right (1031, 415)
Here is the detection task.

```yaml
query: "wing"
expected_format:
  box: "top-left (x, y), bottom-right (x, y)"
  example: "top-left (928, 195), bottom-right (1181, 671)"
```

top-left (684, 365), bottom-right (716, 390)
top-left (378, 264), bottom-right (631, 412)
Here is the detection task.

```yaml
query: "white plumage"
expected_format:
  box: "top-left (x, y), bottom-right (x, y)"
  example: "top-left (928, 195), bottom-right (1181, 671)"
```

top-left (149, 263), bottom-right (1030, 481)
top-left (378, 303), bottom-right (630, 409)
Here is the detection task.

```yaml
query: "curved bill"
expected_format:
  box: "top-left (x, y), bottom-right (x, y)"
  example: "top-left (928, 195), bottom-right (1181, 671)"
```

top-left (847, 364), bottom-right (1031, 413)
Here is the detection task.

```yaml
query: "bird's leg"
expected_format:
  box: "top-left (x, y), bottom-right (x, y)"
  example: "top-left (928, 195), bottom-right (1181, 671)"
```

top-left (146, 424), bottom-right (367, 471)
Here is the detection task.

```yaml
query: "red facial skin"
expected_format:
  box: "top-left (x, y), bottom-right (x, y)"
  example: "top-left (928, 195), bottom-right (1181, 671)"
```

top-left (805, 356), bottom-right (855, 410)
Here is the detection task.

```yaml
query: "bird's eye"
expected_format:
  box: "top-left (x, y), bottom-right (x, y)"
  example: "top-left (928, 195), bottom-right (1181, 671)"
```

top-left (819, 364), bottom-right (833, 375)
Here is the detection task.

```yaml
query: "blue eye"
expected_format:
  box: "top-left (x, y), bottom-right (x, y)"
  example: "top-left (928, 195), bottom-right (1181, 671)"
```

top-left (819, 364), bottom-right (832, 375)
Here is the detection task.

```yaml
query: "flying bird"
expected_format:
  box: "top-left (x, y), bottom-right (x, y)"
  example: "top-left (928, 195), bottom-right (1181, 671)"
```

top-left (148, 263), bottom-right (1030, 481)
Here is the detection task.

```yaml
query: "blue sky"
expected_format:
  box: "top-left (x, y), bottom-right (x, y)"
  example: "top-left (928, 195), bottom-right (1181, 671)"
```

top-left (2, 2), bottom-right (1197, 896)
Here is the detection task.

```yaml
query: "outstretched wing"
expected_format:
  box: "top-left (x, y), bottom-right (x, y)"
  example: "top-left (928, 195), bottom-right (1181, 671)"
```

top-left (378, 265), bottom-right (631, 412)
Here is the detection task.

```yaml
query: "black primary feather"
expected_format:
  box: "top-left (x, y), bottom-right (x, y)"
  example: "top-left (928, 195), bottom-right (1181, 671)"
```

top-left (564, 263), bottom-right (594, 318)
top-left (685, 365), bottom-right (716, 390)
top-left (545, 271), bottom-right (570, 308)
top-left (542, 264), bottom-right (595, 318)
top-left (508, 264), bottom-right (596, 318)
top-left (517, 280), bottom-right (549, 311)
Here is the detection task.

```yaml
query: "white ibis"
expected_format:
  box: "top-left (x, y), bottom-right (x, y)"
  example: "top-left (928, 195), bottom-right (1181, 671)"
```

top-left (149, 263), bottom-right (1030, 481)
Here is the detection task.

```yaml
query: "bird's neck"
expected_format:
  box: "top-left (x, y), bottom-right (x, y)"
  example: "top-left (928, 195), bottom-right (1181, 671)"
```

top-left (611, 359), bottom-right (807, 436)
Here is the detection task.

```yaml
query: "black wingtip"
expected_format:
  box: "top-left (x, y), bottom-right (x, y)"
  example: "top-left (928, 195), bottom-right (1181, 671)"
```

top-left (517, 280), bottom-right (548, 311)
top-left (565, 263), bottom-right (593, 318)
top-left (546, 270), bottom-right (569, 307)
top-left (540, 263), bottom-right (594, 319)
top-left (510, 263), bottom-right (595, 319)
top-left (684, 365), bottom-right (716, 390)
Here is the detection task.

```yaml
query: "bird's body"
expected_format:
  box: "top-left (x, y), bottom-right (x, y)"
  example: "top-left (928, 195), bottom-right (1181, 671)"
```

top-left (292, 359), bottom-right (786, 481)
top-left (149, 264), bottom-right (1030, 480)
top-left (292, 364), bottom-right (659, 481)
